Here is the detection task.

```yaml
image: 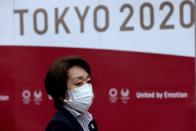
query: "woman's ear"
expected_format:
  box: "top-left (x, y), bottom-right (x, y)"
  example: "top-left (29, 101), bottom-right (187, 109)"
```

top-left (59, 95), bottom-right (68, 103)
top-left (58, 97), bottom-right (65, 102)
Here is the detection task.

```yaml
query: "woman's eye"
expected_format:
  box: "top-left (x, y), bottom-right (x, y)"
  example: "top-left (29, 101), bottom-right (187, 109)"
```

top-left (75, 82), bottom-right (83, 87)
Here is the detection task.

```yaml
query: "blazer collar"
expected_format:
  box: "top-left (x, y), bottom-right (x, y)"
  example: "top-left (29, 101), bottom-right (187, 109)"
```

top-left (59, 106), bottom-right (84, 131)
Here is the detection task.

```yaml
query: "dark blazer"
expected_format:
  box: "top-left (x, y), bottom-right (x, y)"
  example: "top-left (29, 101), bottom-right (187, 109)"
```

top-left (46, 107), bottom-right (97, 131)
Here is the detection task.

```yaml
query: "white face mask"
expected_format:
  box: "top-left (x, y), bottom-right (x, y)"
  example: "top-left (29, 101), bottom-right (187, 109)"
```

top-left (65, 83), bottom-right (94, 112)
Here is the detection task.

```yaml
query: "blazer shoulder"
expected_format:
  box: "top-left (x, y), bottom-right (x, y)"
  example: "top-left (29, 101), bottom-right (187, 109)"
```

top-left (45, 110), bottom-right (74, 131)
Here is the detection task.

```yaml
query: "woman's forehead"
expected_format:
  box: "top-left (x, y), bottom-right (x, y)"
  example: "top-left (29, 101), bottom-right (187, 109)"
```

top-left (68, 66), bottom-right (89, 79)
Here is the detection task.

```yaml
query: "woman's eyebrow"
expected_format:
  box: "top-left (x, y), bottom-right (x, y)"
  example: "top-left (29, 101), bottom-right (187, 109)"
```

top-left (72, 76), bottom-right (83, 81)
top-left (72, 75), bottom-right (90, 81)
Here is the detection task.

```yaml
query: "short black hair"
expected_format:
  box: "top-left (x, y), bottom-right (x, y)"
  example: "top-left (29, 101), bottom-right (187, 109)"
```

top-left (44, 56), bottom-right (91, 109)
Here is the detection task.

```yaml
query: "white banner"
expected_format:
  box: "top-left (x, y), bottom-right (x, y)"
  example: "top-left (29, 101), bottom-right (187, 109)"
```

top-left (0, 0), bottom-right (195, 56)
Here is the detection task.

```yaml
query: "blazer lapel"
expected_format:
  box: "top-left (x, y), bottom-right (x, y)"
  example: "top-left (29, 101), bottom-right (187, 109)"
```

top-left (59, 107), bottom-right (84, 131)
top-left (88, 119), bottom-right (98, 131)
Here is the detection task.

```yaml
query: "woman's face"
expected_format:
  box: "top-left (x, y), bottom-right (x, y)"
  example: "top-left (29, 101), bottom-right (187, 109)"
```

top-left (67, 66), bottom-right (91, 90)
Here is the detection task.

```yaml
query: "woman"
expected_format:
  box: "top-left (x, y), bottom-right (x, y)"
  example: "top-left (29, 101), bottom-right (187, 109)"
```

top-left (44, 56), bottom-right (97, 131)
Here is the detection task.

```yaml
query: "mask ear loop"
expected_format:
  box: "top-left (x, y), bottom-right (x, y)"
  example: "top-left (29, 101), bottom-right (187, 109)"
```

top-left (59, 97), bottom-right (77, 112)
top-left (63, 99), bottom-right (68, 103)
top-left (58, 97), bottom-right (68, 104)
top-left (58, 90), bottom-right (69, 103)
